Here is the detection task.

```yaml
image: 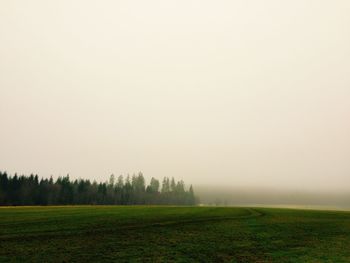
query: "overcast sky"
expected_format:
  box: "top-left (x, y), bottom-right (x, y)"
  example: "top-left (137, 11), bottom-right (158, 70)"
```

top-left (1, 0), bottom-right (349, 191)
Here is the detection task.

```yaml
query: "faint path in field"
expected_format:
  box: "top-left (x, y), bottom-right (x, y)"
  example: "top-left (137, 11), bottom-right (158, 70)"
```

top-left (127, 208), bottom-right (265, 230)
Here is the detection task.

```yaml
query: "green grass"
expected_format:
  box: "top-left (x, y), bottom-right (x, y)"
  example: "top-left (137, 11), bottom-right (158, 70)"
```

top-left (1, 206), bottom-right (350, 262)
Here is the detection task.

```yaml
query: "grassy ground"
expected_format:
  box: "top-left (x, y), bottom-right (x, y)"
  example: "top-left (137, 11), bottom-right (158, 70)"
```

top-left (1, 206), bottom-right (350, 262)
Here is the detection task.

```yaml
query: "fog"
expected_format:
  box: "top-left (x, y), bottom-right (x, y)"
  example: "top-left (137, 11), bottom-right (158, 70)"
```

top-left (196, 186), bottom-right (350, 209)
top-left (1, 1), bottom-right (350, 205)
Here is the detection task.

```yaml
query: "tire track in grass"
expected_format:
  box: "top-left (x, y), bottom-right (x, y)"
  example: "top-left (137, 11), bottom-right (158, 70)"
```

top-left (130, 208), bottom-right (265, 230)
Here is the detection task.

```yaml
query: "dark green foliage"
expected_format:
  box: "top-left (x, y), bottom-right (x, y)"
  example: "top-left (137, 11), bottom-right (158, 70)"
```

top-left (0, 171), bottom-right (197, 206)
top-left (1, 206), bottom-right (350, 262)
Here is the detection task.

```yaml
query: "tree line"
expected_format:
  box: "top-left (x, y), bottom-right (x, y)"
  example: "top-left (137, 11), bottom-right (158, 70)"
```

top-left (0, 171), bottom-right (197, 206)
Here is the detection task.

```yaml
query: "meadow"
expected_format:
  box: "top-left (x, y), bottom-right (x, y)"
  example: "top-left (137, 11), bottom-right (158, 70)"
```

top-left (1, 206), bottom-right (350, 262)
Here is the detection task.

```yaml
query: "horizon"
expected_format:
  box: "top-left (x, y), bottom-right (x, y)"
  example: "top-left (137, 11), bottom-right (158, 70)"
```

top-left (3, 170), bottom-right (350, 208)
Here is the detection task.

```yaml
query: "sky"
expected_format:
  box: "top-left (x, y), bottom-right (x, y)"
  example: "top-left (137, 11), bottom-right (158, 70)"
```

top-left (1, 0), bottom-right (350, 192)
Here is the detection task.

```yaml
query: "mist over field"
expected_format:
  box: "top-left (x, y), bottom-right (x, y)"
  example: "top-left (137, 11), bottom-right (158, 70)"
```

top-left (196, 186), bottom-right (350, 209)
top-left (1, 0), bottom-right (350, 206)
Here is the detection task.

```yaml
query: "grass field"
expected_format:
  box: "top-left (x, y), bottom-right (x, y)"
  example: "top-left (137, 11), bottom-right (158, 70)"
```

top-left (1, 206), bottom-right (350, 262)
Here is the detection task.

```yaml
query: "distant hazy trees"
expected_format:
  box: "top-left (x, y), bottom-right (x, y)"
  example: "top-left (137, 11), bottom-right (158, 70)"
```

top-left (0, 171), bottom-right (197, 206)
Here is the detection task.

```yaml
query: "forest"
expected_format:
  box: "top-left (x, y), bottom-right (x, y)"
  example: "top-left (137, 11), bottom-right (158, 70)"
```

top-left (0, 171), bottom-right (197, 206)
